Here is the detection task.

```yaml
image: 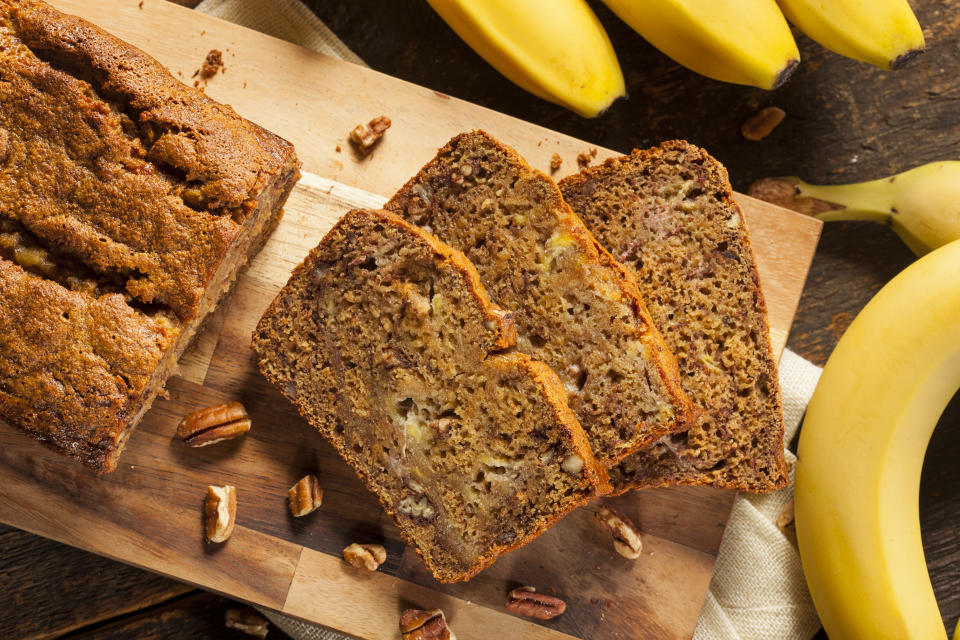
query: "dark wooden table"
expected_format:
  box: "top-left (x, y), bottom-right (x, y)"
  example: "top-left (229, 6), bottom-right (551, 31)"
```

top-left (3, 1), bottom-right (958, 638)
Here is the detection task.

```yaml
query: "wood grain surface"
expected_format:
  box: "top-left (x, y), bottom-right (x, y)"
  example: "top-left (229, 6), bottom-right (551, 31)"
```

top-left (0, 2), bottom-right (821, 637)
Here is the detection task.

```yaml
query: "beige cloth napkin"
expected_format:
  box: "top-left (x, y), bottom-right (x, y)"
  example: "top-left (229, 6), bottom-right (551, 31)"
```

top-left (193, 2), bottom-right (824, 637)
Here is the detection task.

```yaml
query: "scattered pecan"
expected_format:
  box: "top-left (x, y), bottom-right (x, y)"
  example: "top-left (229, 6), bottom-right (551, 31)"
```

top-left (225, 608), bottom-right (269, 639)
top-left (194, 49), bottom-right (224, 79)
top-left (288, 474), bottom-right (323, 516)
top-left (741, 106), bottom-right (786, 141)
top-left (204, 484), bottom-right (237, 543)
top-left (550, 153), bottom-right (562, 173)
top-left (595, 506), bottom-right (643, 559)
top-left (342, 542), bottom-right (386, 570)
top-left (177, 401), bottom-right (251, 447)
top-left (349, 115), bottom-right (391, 156)
top-left (399, 608), bottom-right (455, 640)
top-left (505, 586), bottom-right (566, 620)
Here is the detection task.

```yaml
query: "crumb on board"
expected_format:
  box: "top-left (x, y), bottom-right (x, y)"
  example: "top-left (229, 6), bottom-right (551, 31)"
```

top-left (550, 153), bottom-right (562, 173)
top-left (336, 145), bottom-right (342, 153)
top-left (349, 115), bottom-right (392, 157)
top-left (138, 0), bottom-right (144, 8)
top-left (577, 148), bottom-right (597, 168)
top-left (193, 49), bottom-right (224, 80)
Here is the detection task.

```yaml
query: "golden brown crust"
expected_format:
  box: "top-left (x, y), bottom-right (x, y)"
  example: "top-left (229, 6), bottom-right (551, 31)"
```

top-left (253, 208), bottom-right (609, 582)
top-left (0, 0), bottom-right (299, 472)
top-left (385, 130), bottom-right (698, 467)
top-left (560, 140), bottom-right (789, 493)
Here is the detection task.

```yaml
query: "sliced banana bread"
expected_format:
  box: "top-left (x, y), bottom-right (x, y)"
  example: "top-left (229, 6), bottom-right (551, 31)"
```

top-left (560, 141), bottom-right (788, 493)
top-left (252, 208), bottom-right (611, 582)
top-left (385, 131), bottom-right (696, 467)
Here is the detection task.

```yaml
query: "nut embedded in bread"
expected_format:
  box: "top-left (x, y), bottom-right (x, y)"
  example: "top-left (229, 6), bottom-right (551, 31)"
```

top-left (385, 131), bottom-right (697, 468)
top-left (0, 0), bottom-right (300, 472)
top-left (252, 208), bottom-right (610, 582)
top-left (559, 141), bottom-right (789, 493)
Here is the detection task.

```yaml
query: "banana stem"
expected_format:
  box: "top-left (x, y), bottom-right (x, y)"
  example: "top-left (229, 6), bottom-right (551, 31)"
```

top-left (797, 179), bottom-right (897, 224)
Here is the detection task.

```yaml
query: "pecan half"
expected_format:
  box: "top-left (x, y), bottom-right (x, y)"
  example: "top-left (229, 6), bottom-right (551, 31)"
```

top-left (288, 474), bottom-right (323, 517)
top-left (595, 506), bottom-right (643, 559)
top-left (225, 608), bottom-right (269, 639)
top-left (505, 586), bottom-right (566, 620)
top-left (349, 115), bottom-right (391, 155)
top-left (204, 485), bottom-right (237, 543)
top-left (178, 401), bottom-right (251, 447)
top-left (342, 542), bottom-right (386, 571)
top-left (741, 106), bottom-right (786, 141)
top-left (399, 608), bottom-right (455, 640)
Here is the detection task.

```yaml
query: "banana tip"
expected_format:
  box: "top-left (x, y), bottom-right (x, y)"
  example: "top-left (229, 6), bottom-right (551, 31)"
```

top-left (890, 48), bottom-right (925, 70)
top-left (772, 59), bottom-right (800, 90)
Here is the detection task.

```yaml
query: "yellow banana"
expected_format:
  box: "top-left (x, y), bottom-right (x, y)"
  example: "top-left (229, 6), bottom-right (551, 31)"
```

top-left (749, 162), bottom-right (960, 256)
top-left (426, 0), bottom-right (625, 118)
top-left (794, 239), bottom-right (960, 640)
top-left (775, 0), bottom-right (924, 69)
top-left (599, 0), bottom-right (800, 89)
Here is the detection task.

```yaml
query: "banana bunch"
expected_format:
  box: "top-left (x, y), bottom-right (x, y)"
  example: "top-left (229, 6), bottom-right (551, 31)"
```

top-left (795, 238), bottom-right (960, 640)
top-left (427, 0), bottom-right (924, 116)
top-left (749, 162), bottom-right (960, 256)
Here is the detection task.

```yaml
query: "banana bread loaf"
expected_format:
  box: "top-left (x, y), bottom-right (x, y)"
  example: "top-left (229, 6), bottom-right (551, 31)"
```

top-left (385, 131), bottom-right (696, 467)
top-left (560, 141), bottom-right (788, 492)
top-left (0, 0), bottom-right (299, 472)
top-left (252, 208), bottom-right (610, 582)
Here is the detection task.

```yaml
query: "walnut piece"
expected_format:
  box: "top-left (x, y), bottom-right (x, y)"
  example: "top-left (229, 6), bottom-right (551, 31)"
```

top-left (550, 153), bottom-right (562, 173)
top-left (595, 506), bottom-right (643, 559)
top-left (288, 474), bottom-right (323, 516)
top-left (398, 494), bottom-right (436, 521)
top-left (741, 106), bottom-right (786, 141)
top-left (561, 454), bottom-right (583, 476)
top-left (225, 608), bottom-right (269, 639)
top-left (204, 485), bottom-right (237, 543)
top-left (177, 401), bottom-right (251, 447)
top-left (343, 542), bottom-right (387, 570)
top-left (505, 586), bottom-right (566, 620)
top-left (349, 115), bottom-right (391, 155)
top-left (399, 608), bottom-right (455, 640)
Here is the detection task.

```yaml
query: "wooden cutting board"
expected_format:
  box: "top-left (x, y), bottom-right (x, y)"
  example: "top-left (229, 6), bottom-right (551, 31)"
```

top-left (0, 2), bottom-right (821, 639)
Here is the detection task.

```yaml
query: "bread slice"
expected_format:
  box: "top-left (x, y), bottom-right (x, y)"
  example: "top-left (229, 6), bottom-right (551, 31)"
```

top-left (385, 131), bottom-right (696, 467)
top-left (252, 208), bottom-right (611, 582)
top-left (559, 141), bottom-right (788, 493)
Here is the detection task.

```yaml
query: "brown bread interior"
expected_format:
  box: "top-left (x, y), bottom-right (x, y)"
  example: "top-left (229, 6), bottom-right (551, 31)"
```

top-left (253, 208), bottom-right (610, 581)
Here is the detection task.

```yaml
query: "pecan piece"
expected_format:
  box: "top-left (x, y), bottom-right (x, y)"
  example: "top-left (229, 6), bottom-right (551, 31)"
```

top-left (741, 106), bottom-right (786, 141)
top-left (204, 484), bottom-right (237, 543)
top-left (225, 608), bottom-right (269, 639)
top-left (178, 401), bottom-right (251, 447)
top-left (342, 542), bottom-right (386, 571)
top-left (595, 506), bottom-right (643, 559)
top-left (506, 587), bottom-right (566, 620)
top-left (288, 474), bottom-right (323, 517)
top-left (399, 608), bottom-right (455, 640)
top-left (349, 115), bottom-right (391, 155)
